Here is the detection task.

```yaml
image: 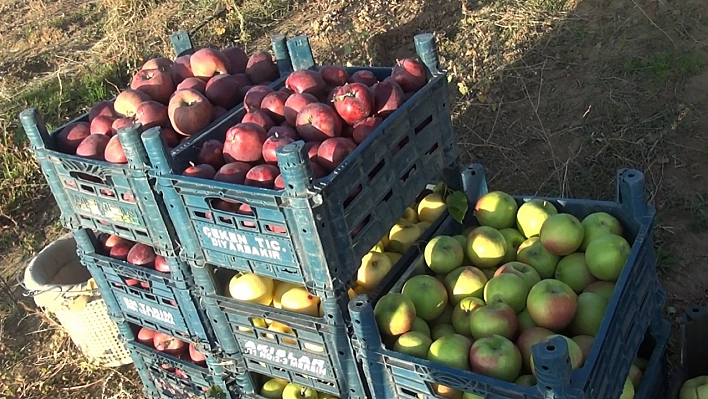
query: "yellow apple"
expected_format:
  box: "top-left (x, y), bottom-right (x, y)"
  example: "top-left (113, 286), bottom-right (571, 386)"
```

top-left (353, 285), bottom-right (369, 295)
top-left (433, 384), bottom-right (462, 399)
top-left (380, 234), bottom-right (390, 248)
top-left (416, 221), bottom-right (432, 232)
top-left (371, 240), bottom-right (385, 253)
top-left (418, 193), bottom-right (447, 223)
top-left (272, 281), bottom-right (300, 309)
top-left (403, 206), bottom-right (419, 223)
top-left (357, 251), bottom-right (393, 291)
top-left (384, 251), bottom-right (403, 265)
top-left (267, 322), bottom-right (296, 345)
top-left (388, 221), bottom-right (423, 253)
top-left (228, 273), bottom-right (274, 306)
top-left (280, 286), bottom-right (321, 317)
top-left (238, 317), bottom-right (268, 333)
top-left (348, 287), bottom-right (357, 299)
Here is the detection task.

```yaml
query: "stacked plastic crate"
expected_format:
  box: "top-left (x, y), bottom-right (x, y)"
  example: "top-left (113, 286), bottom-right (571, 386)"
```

top-left (139, 33), bottom-right (464, 398)
top-left (20, 31), bottom-right (295, 399)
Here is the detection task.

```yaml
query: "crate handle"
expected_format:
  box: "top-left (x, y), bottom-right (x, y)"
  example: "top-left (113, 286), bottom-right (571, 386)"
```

top-left (116, 123), bottom-right (152, 170)
top-left (276, 140), bottom-right (315, 197)
top-left (19, 108), bottom-right (51, 150)
top-left (271, 34), bottom-right (293, 76)
top-left (531, 335), bottom-right (573, 396)
top-left (170, 30), bottom-right (195, 57)
top-left (414, 33), bottom-right (441, 76)
top-left (615, 168), bottom-right (648, 221)
top-left (286, 35), bottom-right (317, 71)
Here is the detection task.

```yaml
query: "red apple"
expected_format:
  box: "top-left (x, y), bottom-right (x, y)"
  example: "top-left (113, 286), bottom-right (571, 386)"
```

top-left (130, 69), bottom-right (175, 105)
top-left (161, 127), bottom-right (180, 147)
top-left (213, 199), bottom-right (240, 212)
top-left (245, 164), bottom-right (280, 188)
top-left (190, 48), bottom-right (230, 80)
top-left (320, 65), bottom-right (349, 86)
top-left (332, 83), bottom-right (373, 125)
top-left (89, 100), bottom-right (117, 121)
top-left (137, 327), bottom-right (157, 346)
top-left (153, 332), bottom-right (187, 356)
top-left (222, 122), bottom-right (268, 163)
top-left (262, 133), bottom-right (295, 164)
top-left (296, 103), bottom-right (343, 141)
top-left (154, 255), bottom-right (170, 273)
top-left (317, 137), bottom-right (357, 173)
top-left (214, 161), bottom-right (251, 184)
top-left (56, 122), bottom-right (91, 154)
top-left (104, 135), bottom-right (127, 163)
top-left (102, 234), bottom-right (129, 251)
top-left (243, 85), bottom-right (274, 113)
top-left (196, 139), bottom-right (225, 169)
top-left (127, 243), bottom-right (157, 268)
top-left (311, 161), bottom-right (327, 178)
top-left (245, 51), bottom-right (279, 83)
top-left (142, 57), bottom-right (173, 72)
top-left (304, 141), bottom-right (320, 162)
top-left (183, 163), bottom-right (216, 179)
top-left (274, 174), bottom-right (285, 190)
top-left (350, 70), bottom-right (378, 87)
top-left (172, 54), bottom-right (194, 83)
top-left (469, 334), bottom-right (522, 383)
top-left (109, 239), bottom-right (135, 260)
top-left (134, 101), bottom-right (168, 129)
top-left (242, 110), bottom-right (275, 131)
top-left (212, 106), bottom-right (227, 121)
top-left (114, 89), bottom-right (151, 117)
top-left (222, 46), bottom-right (249, 74)
top-left (391, 58), bottom-right (428, 93)
top-left (168, 89), bottom-right (213, 136)
top-left (516, 327), bottom-right (554, 372)
top-left (232, 73), bottom-right (252, 88)
top-left (373, 79), bottom-right (405, 118)
top-left (111, 117), bottom-right (136, 135)
top-left (76, 134), bottom-right (110, 160)
top-left (268, 124), bottom-right (299, 140)
top-left (260, 90), bottom-right (290, 123)
top-left (205, 74), bottom-right (242, 109)
top-left (188, 343), bottom-right (207, 366)
top-left (352, 116), bottom-right (382, 144)
top-left (285, 70), bottom-right (327, 96)
top-left (284, 92), bottom-right (319, 126)
top-left (90, 115), bottom-right (115, 136)
top-left (526, 279), bottom-right (578, 332)
top-left (176, 77), bottom-right (207, 93)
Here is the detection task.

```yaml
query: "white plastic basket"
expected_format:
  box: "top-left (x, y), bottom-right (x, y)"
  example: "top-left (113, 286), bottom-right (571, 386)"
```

top-left (22, 232), bottom-right (133, 368)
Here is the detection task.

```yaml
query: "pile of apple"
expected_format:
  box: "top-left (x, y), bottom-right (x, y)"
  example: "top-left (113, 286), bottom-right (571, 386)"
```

top-left (218, 191), bottom-right (447, 349)
top-left (373, 191), bottom-right (643, 399)
top-left (177, 58), bottom-right (429, 197)
top-left (259, 378), bottom-right (339, 399)
top-left (53, 44), bottom-right (281, 163)
top-left (97, 232), bottom-right (172, 291)
top-left (135, 326), bottom-right (207, 379)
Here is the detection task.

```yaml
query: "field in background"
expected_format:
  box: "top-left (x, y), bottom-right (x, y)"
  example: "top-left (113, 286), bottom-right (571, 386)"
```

top-left (0, 0), bottom-right (706, 397)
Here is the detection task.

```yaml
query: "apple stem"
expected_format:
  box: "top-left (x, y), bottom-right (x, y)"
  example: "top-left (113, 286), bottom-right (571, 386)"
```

top-left (189, 161), bottom-right (196, 168)
top-left (274, 132), bottom-right (280, 139)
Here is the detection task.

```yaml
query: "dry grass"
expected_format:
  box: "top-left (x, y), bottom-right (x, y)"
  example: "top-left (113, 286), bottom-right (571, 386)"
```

top-left (0, 0), bottom-right (707, 396)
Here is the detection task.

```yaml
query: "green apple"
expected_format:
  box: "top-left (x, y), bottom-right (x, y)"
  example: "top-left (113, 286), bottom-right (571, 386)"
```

top-left (569, 292), bottom-right (608, 337)
top-left (428, 334), bottom-right (472, 370)
top-left (432, 324), bottom-right (457, 340)
top-left (425, 236), bottom-right (465, 274)
top-left (481, 267), bottom-right (498, 281)
top-left (484, 273), bottom-right (530, 313)
top-left (554, 253), bottom-right (598, 294)
top-left (499, 228), bottom-right (526, 263)
top-left (469, 302), bottom-right (518, 340)
top-left (468, 334), bottom-right (522, 382)
top-left (466, 226), bottom-right (507, 269)
top-left (571, 335), bottom-right (594, 363)
top-left (443, 266), bottom-right (488, 303)
top-left (516, 326), bottom-right (554, 372)
top-left (411, 317), bottom-right (431, 337)
top-left (384, 251), bottom-right (403, 265)
top-left (620, 377), bottom-right (635, 399)
top-left (282, 383), bottom-right (319, 399)
top-left (516, 199), bottom-right (558, 238)
top-left (515, 374), bottom-right (537, 386)
top-left (393, 331), bottom-right (433, 358)
top-left (374, 293), bottom-right (417, 337)
top-left (539, 213), bottom-right (585, 256)
top-left (580, 212), bottom-right (623, 251)
top-left (518, 308), bottom-right (536, 331)
top-left (260, 378), bottom-right (289, 399)
top-left (432, 306), bottom-right (454, 325)
top-left (526, 279), bottom-right (577, 332)
top-left (680, 376), bottom-right (708, 399)
top-left (583, 281), bottom-right (616, 303)
top-left (585, 233), bottom-right (631, 281)
top-left (629, 363), bottom-right (642, 388)
top-left (417, 221), bottom-right (433, 232)
top-left (474, 191), bottom-right (518, 229)
top-left (388, 220), bottom-right (423, 254)
top-left (452, 297), bottom-right (486, 336)
top-left (402, 275), bottom-right (449, 321)
top-left (462, 392), bottom-right (483, 399)
top-left (494, 261), bottom-right (541, 290)
top-left (530, 334), bottom-right (584, 375)
top-left (357, 251), bottom-right (393, 292)
top-left (516, 237), bottom-right (560, 279)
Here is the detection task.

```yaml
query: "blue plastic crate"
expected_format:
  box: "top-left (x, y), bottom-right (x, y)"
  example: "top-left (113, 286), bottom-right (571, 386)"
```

top-left (633, 318), bottom-right (670, 399)
top-left (349, 163), bottom-right (666, 399)
top-left (666, 306), bottom-right (708, 399)
top-left (73, 228), bottom-right (217, 350)
top-left (142, 33), bottom-right (462, 297)
top-left (115, 321), bottom-right (242, 399)
top-left (18, 34), bottom-right (293, 254)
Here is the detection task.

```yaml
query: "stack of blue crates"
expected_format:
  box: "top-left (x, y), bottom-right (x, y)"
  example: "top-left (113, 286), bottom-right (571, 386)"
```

top-left (22, 26), bottom-right (672, 399)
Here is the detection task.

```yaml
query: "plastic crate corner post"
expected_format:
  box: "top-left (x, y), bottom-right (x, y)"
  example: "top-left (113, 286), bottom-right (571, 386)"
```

top-left (170, 30), bottom-right (194, 57)
top-left (615, 168), bottom-right (648, 220)
top-left (414, 33), bottom-right (441, 76)
top-left (461, 163), bottom-right (489, 205)
top-left (18, 107), bottom-right (49, 150)
top-left (116, 123), bottom-right (151, 169)
top-left (681, 305), bottom-right (708, 380)
top-left (141, 127), bottom-right (177, 176)
top-left (271, 34), bottom-right (294, 77)
top-left (72, 229), bottom-right (95, 255)
top-left (276, 140), bottom-right (315, 196)
top-left (531, 335), bottom-right (574, 398)
top-left (286, 35), bottom-right (316, 72)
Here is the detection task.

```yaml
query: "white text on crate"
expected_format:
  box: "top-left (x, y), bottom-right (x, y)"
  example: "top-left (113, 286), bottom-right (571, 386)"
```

top-left (122, 297), bottom-right (176, 325)
top-left (243, 341), bottom-right (328, 376)
top-left (202, 227), bottom-right (285, 260)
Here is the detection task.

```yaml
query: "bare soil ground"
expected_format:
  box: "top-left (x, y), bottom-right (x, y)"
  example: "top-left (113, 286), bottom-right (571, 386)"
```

top-left (0, 0), bottom-right (706, 397)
